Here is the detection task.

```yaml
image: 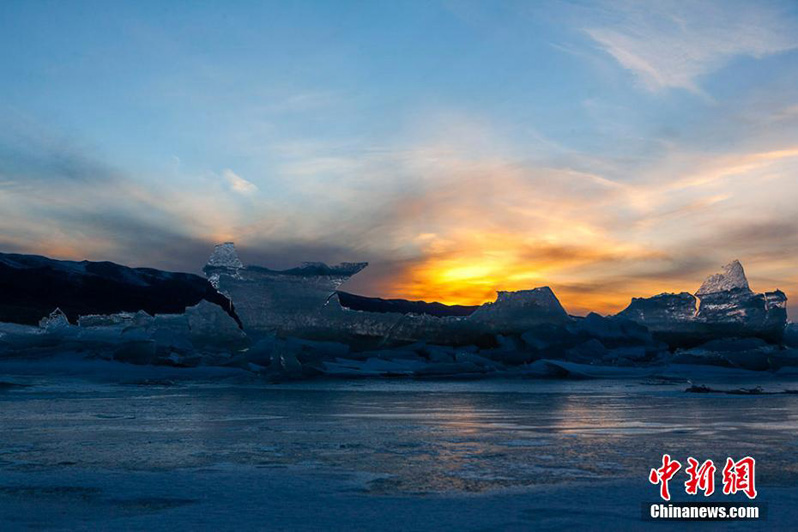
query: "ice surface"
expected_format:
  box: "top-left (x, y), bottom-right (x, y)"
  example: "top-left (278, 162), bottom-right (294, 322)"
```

top-left (1, 376), bottom-right (798, 530)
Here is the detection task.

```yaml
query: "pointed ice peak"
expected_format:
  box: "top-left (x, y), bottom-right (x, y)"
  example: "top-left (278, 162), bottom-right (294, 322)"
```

top-left (207, 242), bottom-right (243, 270)
top-left (696, 260), bottom-right (751, 296)
top-left (39, 307), bottom-right (70, 330)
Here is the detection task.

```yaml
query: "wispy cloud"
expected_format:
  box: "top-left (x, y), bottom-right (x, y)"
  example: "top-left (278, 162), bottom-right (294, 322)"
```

top-left (584, 0), bottom-right (798, 93)
top-left (222, 169), bottom-right (258, 195)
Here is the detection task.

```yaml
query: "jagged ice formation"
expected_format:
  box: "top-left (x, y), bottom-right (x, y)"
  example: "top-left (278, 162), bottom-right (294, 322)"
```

top-left (0, 244), bottom-right (793, 378)
top-left (618, 261), bottom-right (787, 347)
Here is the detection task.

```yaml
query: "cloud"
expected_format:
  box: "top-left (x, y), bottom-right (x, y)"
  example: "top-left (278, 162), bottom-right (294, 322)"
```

top-left (0, 117), bottom-right (270, 269)
top-left (3, 106), bottom-right (798, 317)
top-left (0, 118), bottom-right (121, 185)
top-left (584, 0), bottom-right (798, 93)
top-left (222, 168), bottom-right (258, 195)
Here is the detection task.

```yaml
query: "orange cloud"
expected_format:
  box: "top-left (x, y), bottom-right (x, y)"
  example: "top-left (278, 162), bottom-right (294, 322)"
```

top-left (380, 229), bottom-right (664, 312)
top-left (344, 154), bottom-right (663, 311)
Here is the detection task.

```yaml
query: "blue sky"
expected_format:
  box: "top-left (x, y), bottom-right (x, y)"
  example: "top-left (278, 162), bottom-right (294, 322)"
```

top-left (2, 0), bottom-right (798, 314)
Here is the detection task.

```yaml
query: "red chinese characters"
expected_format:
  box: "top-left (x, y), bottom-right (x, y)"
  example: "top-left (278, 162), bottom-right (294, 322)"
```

top-left (649, 454), bottom-right (682, 501)
top-left (650, 455), bottom-right (758, 500)
top-left (684, 457), bottom-right (716, 496)
top-left (722, 456), bottom-right (757, 499)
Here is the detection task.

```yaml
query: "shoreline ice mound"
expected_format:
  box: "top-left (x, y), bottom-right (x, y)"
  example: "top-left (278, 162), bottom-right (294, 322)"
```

top-left (185, 300), bottom-right (248, 348)
top-left (201, 240), bottom-right (573, 346)
top-left (39, 308), bottom-right (70, 331)
top-left (203, 242), bottom-right (369, 335)
top-left (619, 292), bottom-right (698, 325)
top-left (78, 312), bottom-right (137, 328)
top-left (207, 242), bottom-right (244, 270)
top-left (470, 288), bottom-right (569, 332)
top-left (618, 260), bottom-right (787, 347)
top-left (696, 260), bottom-right (751, 296)
top-left (696, 261), bottom-right (784, 326)
top-left (204, 242), bottom-right (244, 290)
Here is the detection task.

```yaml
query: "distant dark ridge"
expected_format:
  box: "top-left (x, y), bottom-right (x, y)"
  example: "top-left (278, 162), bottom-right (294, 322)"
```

top-left (337, 291), bottom-right (479, 317)
top-left (0, 252), bottom-right (241, 327)
top-left (245, 262), bottom-right (368, 278)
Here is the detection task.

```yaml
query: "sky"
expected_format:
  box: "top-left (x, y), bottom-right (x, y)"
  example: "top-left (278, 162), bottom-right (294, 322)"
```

top-left (1, 0), bottom-right (798, 316)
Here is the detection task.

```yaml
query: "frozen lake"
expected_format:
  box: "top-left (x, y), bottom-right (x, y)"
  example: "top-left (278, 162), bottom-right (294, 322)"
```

top-left (2, 369), bottom-right (798, 530)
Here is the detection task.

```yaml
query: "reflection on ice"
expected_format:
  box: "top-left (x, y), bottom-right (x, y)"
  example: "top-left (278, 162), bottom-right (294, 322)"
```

top-left (2, 378), bottom-right (798, 494)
